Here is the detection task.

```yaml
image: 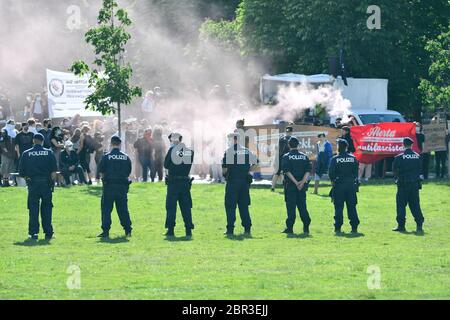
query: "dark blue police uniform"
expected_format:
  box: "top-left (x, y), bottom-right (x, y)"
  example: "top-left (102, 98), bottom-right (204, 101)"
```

top-left (222, 143), bottom-right (258, 234)
top-left (328, 149), bottom-right (360, 232)
top-left (164, 143), bottom-right (195, 233)
top-left (97, 147), bottom-right (133, 235)
top-left (281, 149), bottom-right (312, 232)
top-left (392, 148), bottom-right (424, 230)
top-left (18, 142), bottom-right (57, 238)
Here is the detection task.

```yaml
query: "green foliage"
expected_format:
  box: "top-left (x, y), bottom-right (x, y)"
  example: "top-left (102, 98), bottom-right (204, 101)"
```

top-left (419, 26), bottom-right (450, 113)
top-left (199, 19), bottom-right (241, 52)
top-left (203, 0), bottom-right (449, 119)
top-left (70, 0), bottom-right (141, 116)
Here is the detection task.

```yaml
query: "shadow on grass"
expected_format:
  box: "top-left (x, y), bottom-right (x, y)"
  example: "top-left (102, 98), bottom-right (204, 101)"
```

top-left (164, 236), bottom-right (193, 242)
top-left (286, 233), bottom-right (313, 239)
top-left (14, 239), bottom-right (52, 247)
top-left (335, 232), bottom-right (365, 238)
top-left (98, 236), bottom-right (129, 244)
top-left (79, 186), bottom-right (103, 197)
top-left (224, 233), bottom-right (254, 241)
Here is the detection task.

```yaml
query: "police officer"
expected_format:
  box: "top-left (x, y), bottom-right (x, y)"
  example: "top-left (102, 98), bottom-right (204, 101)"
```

top-left (271, 126), bottom-right (293, 192)
top-left (97, 136), bottom-right (133, 238)
top-left (328, 139), bottom-right (360, 234)
top-left (222, 133), bottom-right (259, 236)
top-left (392, 137), bottom-right (425, 234)
top-left (18, 133), bottom-right (57, 240)
top-left (164, 133), bottom-right (195, 238)
top-left (281, 137), bottom-right (312, 235)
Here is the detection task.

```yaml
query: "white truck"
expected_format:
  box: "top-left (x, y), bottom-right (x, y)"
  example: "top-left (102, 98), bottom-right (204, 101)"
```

top-left (260, 73), bottom-right (405, 125)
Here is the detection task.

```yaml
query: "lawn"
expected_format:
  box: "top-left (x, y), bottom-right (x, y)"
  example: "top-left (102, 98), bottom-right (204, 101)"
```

top-left (0, 181), bottom-right (449, 300)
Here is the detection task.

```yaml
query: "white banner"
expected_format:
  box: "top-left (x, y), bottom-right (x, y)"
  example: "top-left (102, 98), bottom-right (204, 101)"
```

top-left (47, 69), bottom-right (102, 118)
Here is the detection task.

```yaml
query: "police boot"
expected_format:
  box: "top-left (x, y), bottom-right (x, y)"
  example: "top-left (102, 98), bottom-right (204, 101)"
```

top-left (28, 234), bottom-right (38, 241)
top-left (335, 227), bottom-right (342, 235)
top-left (392, 226), bottom-right (406, 232)
top-left (97, 231), bottom-right (110, 239)
top-left (224, 228), bottom-right (234, 236)
top-left (185, 228), bottom-right (192, 237)
top-left (351, 227), bottom-right (358, 234)
top-left (45, 234), bottom-right (54, 240)
top-left (244, 227), bottom-right (251, 236)
top-left (125, 230), bottom-right (132, 238)
top-left (282, 228), bottom-right (294, 234)
top-left (165, 228), bottom-right (175, 237)
top-left (303, 225), bottom-right (310, 235)
top-left (416, 225), bottom-right (424, 234)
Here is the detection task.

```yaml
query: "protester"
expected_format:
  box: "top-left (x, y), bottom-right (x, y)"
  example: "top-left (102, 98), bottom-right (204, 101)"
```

top-left (0, 128), bottom-right (16, 187)
top-left (415, 122), bottom-right (429, 179)
top-left (151, 125), bottom-right (166, 182)
top-left (77, 125), bottom-right (94, 185)
top-left (313, 133), bottom-right (333, 194)
top-left (60, 140), bottom-right (87, 186)
top-left (133, 128), bottom-right (154, 182)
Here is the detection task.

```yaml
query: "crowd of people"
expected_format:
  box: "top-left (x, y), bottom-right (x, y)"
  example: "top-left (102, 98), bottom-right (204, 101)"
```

top-left (0, 116), bottom-right (174, 187)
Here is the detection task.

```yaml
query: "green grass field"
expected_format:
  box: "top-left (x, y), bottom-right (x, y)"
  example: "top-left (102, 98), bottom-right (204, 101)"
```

top-left (0, 181), bottom-right (449, 300)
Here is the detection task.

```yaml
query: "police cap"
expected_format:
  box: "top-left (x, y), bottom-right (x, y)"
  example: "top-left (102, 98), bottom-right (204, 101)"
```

top-left (337, 138), bottom-right (349, 147)
top-left (169, 133), bottom-right (182, 142)
top-left (33, 133), bottom-right (45, 142)
top-left (288, 136), bottom-right (299, 148)
top-left (403, 137), bottom-right (414, 146)
top-left (110, 135), bottom-right (122, 144)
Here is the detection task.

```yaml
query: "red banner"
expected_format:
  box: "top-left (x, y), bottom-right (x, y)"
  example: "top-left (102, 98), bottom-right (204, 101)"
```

top-left (351, 123), bottom-right (420, 164)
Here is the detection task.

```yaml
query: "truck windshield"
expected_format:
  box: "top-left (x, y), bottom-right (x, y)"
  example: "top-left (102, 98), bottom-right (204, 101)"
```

top-left (358, 114), bottom-right (405, 124)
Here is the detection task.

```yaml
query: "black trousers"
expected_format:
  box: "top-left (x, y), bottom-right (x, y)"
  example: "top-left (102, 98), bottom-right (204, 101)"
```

top-left (101, 184), bottom-right (132, 233)
top-left (61, 165), bottom-right (86, 185)
top-left (27, 182), bottom-right (53, 236)
top-left (165, 180), bottom-right (194, 230)
top-left (396, 183), bottom-right (424, 227)
top-left (225, 179), bottom-right (252, 230)
top-left (284, 184), bottom-right (311, 229)
top-left (421, 153), bottom-right (430, 179)
top-left (333, 183), bottom-right (360, 229)
top-left (435, 151), bottom-right (447, 178)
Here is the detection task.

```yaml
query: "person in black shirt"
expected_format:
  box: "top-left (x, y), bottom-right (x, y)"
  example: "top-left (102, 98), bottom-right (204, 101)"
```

top-left (339, 126), bottom-right (356, 154)
top-left (271, 126), bottom-right (293, 192)
top-left (222, 133), bottom-right (259, 236)
top-left (97, 136), bottom-right (133, 238)
top-left (392, 137), bottom-right (425, 234)
top-left (38, 119), bottom-right (52, 149)
top-left (281, 137), bottom-right (312, 235)
top-left (164, 133), bottom-right (195, 238)
top-left (60, 141), bottom-right (87, 186)
top-left (415, 122), bottom-right (429, 179)
top-left (18, 133), bottom-right (57, 240)
top-left (328, 139), bottom-right (360, 234)
top-left (15, 123), bottom-right (34, 160)
top-left (134, 129), bottom-right (154, 182)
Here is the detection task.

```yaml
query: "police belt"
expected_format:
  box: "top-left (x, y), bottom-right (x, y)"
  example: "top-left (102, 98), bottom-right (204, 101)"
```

top-left (103, 178), bottom-right (129, 185)
top-left (28, 177), bottom-right (51, 183)
top-left (333, 177), bottom-right (356, 184)
top-left (166, 175), bottom-right (191, 181)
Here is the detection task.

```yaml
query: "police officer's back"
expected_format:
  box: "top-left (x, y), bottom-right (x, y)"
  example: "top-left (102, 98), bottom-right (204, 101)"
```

top-left (222, 133), bottom-right (258, 236)
top-left (18, 133), bottom-right (57, 240)
top-left (392, 137), bottom-right (424, 233)
top-left (281, 137), bottom-right (312, 234)
top-left (97, 136), bottom-right (133, 238)
top-left (328, 139), bottom-right (360, 234)
top-left (164, 133), bottom-right (195, 237)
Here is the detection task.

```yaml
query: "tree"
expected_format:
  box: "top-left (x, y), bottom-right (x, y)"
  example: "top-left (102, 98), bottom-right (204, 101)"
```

top-left (419, 26), bottom-right (450, 114)
top-left (202, 0), bottom-right (449, 119)
top-left (70, 0), bottom-right (141, 136)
